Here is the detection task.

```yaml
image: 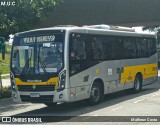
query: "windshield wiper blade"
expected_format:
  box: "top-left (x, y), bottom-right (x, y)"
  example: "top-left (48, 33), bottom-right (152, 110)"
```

top-left (38, 56), bottom-right (47, 73)
top-left (37, 47), bottom-right (47, 74)
top-left (20, 58), bottom-right (31, 76)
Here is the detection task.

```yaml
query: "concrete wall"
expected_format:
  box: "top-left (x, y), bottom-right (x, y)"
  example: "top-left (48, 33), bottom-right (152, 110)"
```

top-left (37, 0), bottom-right (160, 28)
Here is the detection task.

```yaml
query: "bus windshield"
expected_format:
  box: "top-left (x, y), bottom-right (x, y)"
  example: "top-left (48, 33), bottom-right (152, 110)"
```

top-left (11, 34), bottom-right (64, 75)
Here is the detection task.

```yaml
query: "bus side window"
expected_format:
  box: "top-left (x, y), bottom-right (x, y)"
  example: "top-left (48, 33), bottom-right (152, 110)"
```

top-left (91, 37), bottom-right (105, 60)
top-left (102, 37), bottom-right (112, 60)
top-left (116, 38), bottom-right (124, 59)
top-left (136, 38), bottom-right (148, 58)
top-left (148, 38), bottom-right (156, 56)
top-left (123, 38), bottom-right (136, 59)
top-left (108, 37), bottom-right (123, 59)
top-left (70, 37), bottom-right (87, 75)
top-left (72, 39), bottom-right (86, 60)
top-left (85, 39), bottom-right (94, 59)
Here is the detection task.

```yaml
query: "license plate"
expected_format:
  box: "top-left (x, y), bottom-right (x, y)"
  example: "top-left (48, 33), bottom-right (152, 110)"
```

top-left (30, 93), bottom-right (40, 98)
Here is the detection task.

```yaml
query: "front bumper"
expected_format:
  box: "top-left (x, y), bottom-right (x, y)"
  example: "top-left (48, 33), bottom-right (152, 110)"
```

top-left (12, 89), bottom-right (70, 103)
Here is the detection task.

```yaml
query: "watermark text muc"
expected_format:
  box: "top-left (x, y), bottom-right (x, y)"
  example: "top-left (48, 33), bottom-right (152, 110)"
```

top-left (0, 1), bottom-right (16, 6)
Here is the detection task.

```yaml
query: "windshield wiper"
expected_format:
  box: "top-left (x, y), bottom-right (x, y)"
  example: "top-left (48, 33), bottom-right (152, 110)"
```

top-left (20, 58), bottom-right (31, 76)
top-left (20, 49), bottom-right (33, 76)
top-left (38, 56), bottom-right (47, 73)
top-left (38, 46), bottom-right (47, 74)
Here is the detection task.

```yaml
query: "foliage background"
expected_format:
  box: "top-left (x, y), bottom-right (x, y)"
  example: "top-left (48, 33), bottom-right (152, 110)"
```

top-left (0, 0), bottom-right (63, 38)
top-left (143, 25), bottom-right (160, 44)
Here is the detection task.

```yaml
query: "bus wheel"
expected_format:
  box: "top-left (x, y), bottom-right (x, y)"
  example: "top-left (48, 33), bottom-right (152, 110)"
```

top-left (44, 103), bottom-right (57, 107)
top-left (89, 82), bottom-right (103, 105)
top-left (133, 75), bottom-right (142, 93)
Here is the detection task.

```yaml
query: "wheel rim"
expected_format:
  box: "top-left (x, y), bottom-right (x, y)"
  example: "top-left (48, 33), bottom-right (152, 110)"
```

top-left (91, 87), bottom-right (100, 102)
top-left (135, 78), bottom-right (140, 90)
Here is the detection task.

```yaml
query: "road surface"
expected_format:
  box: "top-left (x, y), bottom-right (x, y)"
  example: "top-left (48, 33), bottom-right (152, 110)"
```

top-left (0, 78), bottom-right (160, 125)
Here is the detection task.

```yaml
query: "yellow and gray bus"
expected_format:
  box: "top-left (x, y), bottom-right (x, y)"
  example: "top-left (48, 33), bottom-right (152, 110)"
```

top-left (10, 25), bottom-right (158, 106)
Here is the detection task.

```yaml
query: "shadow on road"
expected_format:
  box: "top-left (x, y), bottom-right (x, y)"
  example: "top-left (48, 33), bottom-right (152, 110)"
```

top-left (0, 98), bottom-right (33, 116)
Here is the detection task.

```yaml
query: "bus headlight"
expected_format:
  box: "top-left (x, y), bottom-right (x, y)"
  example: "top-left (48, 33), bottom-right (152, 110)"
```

top-left (10, 72), bottom-right (16, 91)
top-left (58, 70), bottom-right (66, 91)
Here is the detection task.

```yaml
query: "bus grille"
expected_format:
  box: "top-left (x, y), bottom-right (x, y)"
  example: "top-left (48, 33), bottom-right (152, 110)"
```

top-left (18, 85), bottom-right (55, 92)
top-left (20, 95), bottom-right (54, 103)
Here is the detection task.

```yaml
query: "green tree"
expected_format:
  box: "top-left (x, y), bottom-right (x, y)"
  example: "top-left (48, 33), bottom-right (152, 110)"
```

top-left (0, 0), bottom-right (63, 38)
top-left (143, 25), bottom-right (160, 44)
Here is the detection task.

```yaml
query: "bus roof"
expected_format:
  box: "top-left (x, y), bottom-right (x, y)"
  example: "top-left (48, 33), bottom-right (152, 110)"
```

top-left (15, 25), bottom-right (156, 38)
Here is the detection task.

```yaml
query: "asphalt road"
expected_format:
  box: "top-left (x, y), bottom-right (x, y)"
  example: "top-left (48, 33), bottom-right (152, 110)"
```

top-left (0, 78), bottom-right (160, 125)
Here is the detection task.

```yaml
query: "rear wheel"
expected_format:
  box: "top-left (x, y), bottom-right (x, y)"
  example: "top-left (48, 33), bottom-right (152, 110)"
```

top-left (44, 103), bottom-right (57, 107)
top-left (133, 75), bottom-right (142, 93)
top-left (89, 82), bottom-right (103, 105)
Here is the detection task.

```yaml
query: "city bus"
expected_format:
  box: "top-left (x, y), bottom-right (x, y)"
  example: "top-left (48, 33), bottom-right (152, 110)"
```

top-left (10, 25), bottom-right (158, 106)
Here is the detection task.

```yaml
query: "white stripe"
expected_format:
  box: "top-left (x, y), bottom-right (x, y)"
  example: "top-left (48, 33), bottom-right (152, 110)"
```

top-left (112, 106), bottom-right (123, 111)
top-left (94, 115), bottom-right (99, 116)
top-left (133, 99), bottom-right (144, 104)
top-left (151, 93), bottom-right (160, 97)
top-left (82, 117), bottom-right (92, 121)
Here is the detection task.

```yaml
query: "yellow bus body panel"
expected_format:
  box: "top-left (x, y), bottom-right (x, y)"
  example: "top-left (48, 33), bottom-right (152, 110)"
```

top-left (120, 63), bottom-right (158, 83)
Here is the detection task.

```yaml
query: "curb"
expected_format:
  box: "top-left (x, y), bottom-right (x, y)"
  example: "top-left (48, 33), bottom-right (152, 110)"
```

top-left (2, 74), bottom-right (10, 76)
top-left (0, 97), bottom-right (12, 101)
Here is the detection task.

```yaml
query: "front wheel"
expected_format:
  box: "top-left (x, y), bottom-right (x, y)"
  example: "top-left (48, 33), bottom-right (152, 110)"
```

top-left (133, 75), bottom-right (142, 93)
top-left (89, 82), bottom-right (103, 105)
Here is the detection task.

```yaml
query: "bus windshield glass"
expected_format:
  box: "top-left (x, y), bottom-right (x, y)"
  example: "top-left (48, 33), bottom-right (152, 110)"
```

top-left (11, 34), bottom-right (64, 75)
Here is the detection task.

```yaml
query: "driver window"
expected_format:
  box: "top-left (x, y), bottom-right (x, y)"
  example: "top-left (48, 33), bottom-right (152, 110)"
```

top-left (71, 39), bottom-right (86, 60)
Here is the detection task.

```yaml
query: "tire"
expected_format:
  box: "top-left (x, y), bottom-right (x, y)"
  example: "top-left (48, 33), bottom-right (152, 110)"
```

top-left (89, 82), bottom-right (103, 105)
top-left (44, 102), bottom-right (57, 107)
top-left (133, 75), bottom-right (142, 93)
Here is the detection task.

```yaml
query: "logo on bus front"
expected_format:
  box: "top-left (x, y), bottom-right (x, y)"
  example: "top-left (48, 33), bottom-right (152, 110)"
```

top-left (32, 85), bottom-right (36, 90)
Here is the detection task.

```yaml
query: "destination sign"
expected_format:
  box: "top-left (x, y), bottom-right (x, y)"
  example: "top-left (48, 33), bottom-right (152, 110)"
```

top-left (22, 35), bottom-right (55, 44)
